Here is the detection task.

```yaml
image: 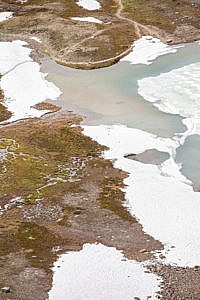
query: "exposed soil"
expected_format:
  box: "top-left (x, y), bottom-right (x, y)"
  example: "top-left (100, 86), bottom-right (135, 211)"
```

top-left (31, 102), bottom-right (61, 112)
top-left (151, 264), bottom-right (200, 300)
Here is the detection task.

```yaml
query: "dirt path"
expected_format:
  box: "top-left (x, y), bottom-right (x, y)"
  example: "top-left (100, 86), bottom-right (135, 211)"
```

top-left (55, 42), bottom-right (133, 68)
top-left (56, 0), bottom-right (199, 68)
top-left (60, 0), bottom-right (141, 68)
top-left (59, 27), bottom-right (111, 55)
top-left (116, 0), bottom-right (141, 37)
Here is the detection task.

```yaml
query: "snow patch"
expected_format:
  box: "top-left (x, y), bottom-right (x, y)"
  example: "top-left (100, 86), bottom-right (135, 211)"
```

top-left (83, 125), bottom-right (200, 267)
top-left (76, 0), bottom-right (101, 10)
top-left (0, 12), bottom-right (13, 22)
top-left (0, 40), bottom-right (31, 74)
top-left (0, 40), bottom-right (61, 122)
top-left (121, 36), bottom-right (179, 65)
top-left (30, 36), bottom-right (42, 43)
top-left (17, 0), bottom-right (28, 3)
top-left (49, 243), bottom-right (161, 300)
top-left (71, 16), bottom-right (102, 24)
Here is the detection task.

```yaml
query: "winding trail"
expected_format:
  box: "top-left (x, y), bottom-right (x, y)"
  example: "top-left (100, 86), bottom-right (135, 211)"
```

top-left (116, 0), bottom-right (141, 37)
top-left (60, 26), bottom-right (111, 56)
top-left (56, 43), bottom-right (134, 68)
top-left (61, 0), bottom-right (141, 68)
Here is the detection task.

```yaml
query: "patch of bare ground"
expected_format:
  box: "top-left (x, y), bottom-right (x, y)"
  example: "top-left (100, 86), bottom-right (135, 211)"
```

top-left (150, 264), bottom-right (200, 299)
top-left (0, 252), bottom-right (52, 300)
top-left (32, 102), bottom-right (61, 112)
top-left (122, 0), bottom-right (200, 44)
top-left (0, 89), bottom-right (12, 123)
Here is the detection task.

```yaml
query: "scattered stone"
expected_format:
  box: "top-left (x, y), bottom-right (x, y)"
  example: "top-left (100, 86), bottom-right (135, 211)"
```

top-left (56, 218), bottom-right (63, 223)
top-left (25, 249), bottom-right (34, 253)
top-left (139, 248), bottom-right (147, 253)
top-left (73, 209), bottom-right (82, 215)
top-left (2, 287), bottom-right (10, 293)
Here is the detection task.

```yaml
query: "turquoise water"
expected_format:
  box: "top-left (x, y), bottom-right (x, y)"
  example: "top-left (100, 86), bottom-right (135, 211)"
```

top-left (176, 134), bottom-right (200, 191)
top-left (43, 42), bottom-right (200, 138)
top-left (42, 41), bottom-right (200, 188)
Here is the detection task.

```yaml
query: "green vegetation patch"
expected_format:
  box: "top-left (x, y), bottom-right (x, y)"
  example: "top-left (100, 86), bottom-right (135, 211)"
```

top-left (0, 220), bottom-right (63, 270)
top-left (0, 118), bottom-right (105, 268)
top-left (122, 0), bottom-right (175, 31)
top-left (16, 222), bottom-right (63, 270)
top-left (122, 0), bottom-right (200, 31)
top-left (98, 176), bottom-right (136, 223)
top-left (0, 118), bottom-right (104, 201)
top-left (0, 89), bottom-right (12, 123)
top-left (0, 219), bottom-right (22, 257)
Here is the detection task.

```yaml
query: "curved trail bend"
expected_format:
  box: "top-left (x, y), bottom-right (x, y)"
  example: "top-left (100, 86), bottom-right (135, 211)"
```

top-left (62, 0), bottom-right (141, 68)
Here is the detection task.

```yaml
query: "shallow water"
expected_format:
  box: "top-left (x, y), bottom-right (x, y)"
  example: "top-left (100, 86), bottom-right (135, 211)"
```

top-left (42, 46), bottom-right (199, 137)
top-left (42, 41), bottom-right (200, 186)
top-left (125, 149), bottom-right (170, 165)
top-left (176, 134), bottom-right (200, 191)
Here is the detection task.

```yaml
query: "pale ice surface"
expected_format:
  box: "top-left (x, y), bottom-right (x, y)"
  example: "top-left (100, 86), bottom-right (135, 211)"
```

top-left (138, 62), bottom-right (200, 134)
top-left (121, 36), bottom-right (178, 65)
top-left (0, 40), bottom-right (61, 122)
top-left (76, 0), bottom-right (101, 10)
top-left (83, 125), bottom-right (200, 267)
top-left (0, 12), bottom-right (13, 22)
top-left (49, 243), bottom-right (161, 300)
top-left (1, 62), bottom-right (61, 121)
top-left (0, 40), bottom-right (31, 74)
top-left (71, 16), bottom-right (102, 23)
